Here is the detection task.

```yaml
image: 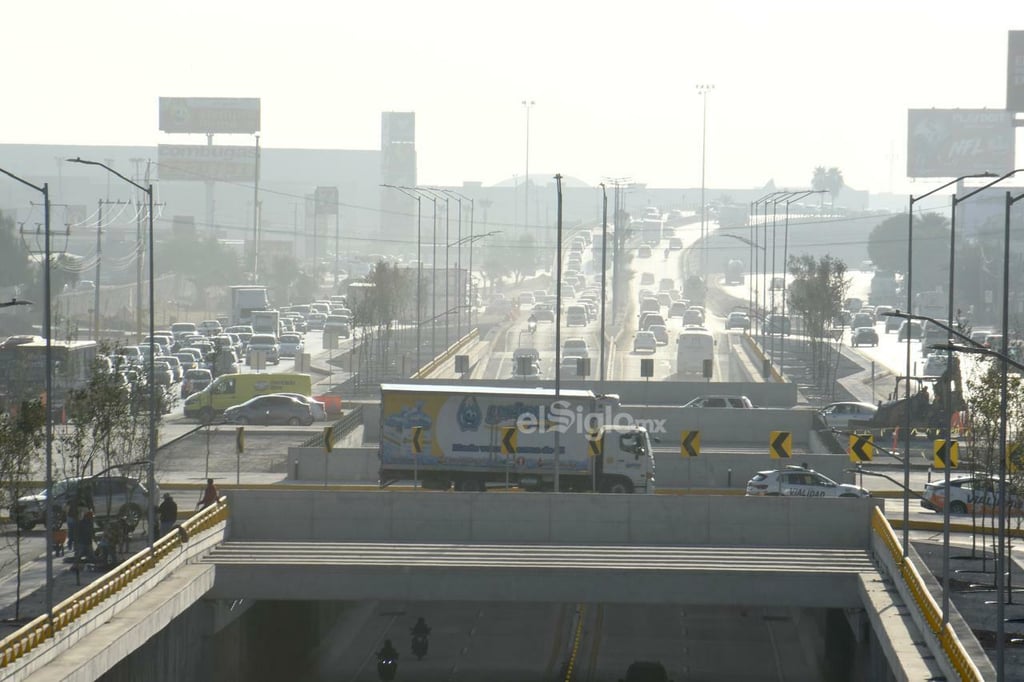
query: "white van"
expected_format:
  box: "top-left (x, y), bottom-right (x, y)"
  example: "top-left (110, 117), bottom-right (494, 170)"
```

top-left (676, 326), bottom-right (715, 377)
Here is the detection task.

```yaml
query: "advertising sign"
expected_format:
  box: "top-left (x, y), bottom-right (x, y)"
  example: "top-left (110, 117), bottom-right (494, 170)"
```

top-left (907, 109), bottom-right (1015, 178)
top-left (158, 144), bottom-right (257, 182)
top-left (315, 186), bottom-right (338, 215)
top-left (159, 97), bottom-right (260, 134)
top-left (1009, 31), bottom-right (1024, 112)
top-left (381, 112), bottom-right (416, 146)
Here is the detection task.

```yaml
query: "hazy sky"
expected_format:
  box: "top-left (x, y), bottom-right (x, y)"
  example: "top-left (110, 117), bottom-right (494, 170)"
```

top-left (3, 1), bottom-right (1020, 195)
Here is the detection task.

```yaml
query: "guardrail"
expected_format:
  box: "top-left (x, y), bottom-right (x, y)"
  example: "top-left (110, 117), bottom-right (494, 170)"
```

top-left (410, 329), bottom-right (480, 379)
top-left (870, 507), bottom-right (983, 682)
top-left (299, 406), bottom-right (364, 450)
top-left (0, 497), bottom-right (229, 670)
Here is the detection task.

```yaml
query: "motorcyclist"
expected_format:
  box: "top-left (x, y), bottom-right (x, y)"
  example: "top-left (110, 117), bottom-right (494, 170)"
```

top-left (377, 639), bottom-right (399, 661)
top-left (527, 313), bottom-right (538, 332)
top-left (411, 617), bottom-right (431, 636)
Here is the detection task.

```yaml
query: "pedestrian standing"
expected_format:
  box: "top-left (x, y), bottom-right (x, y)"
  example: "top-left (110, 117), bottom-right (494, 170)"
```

top-left (197, 478), bottom-right (219, 510)
top-left (158, 493), bottom-right (178, 537)
top-left (77, 509), bottom-right (95, 562)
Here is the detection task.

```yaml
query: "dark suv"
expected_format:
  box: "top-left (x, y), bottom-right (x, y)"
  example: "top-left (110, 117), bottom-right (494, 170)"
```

top-left (9, 475), bottom-right (156, 532)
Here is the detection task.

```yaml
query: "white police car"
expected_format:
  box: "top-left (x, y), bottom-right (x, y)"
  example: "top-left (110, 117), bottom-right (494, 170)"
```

top-left (745, 466), bottom-right (870, 498)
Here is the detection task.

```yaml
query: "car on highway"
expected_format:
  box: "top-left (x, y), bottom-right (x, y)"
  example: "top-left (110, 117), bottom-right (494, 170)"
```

top-left (531, 303), bottom-right (555, 322)
top-left (897, 320), bottom-right (922, 341)
top-left (638, 313), bottom-right (666, 332)
top-left (883, 313), bottom-right (903, 333)
top-left (682, 308), bottom-right (704, 326)
top-left (921, 475), bottom-right (1022, 515)
top-left (725, 311), bottom-right (750, 330)
top-left (560, 355), bottom-right (587, 377)
top-left (562, 338), bottom-right (590, 358)
top-left (9, 475), bottom-right (157, 532)
top-left (745, 466), bottom-right (870, 498)
top-left (921, 354), bottom-right (948, 377)
top-left (277, 392), bottom-right (328, 421)
top-left (765, 314), bottom-right (791, 335)
top-left (668, 237), bottom-right (683, 250)
top-left (565, 305), bottom-right (588, 327)
top-left (639, 297), bottom-right (661, 316)
top-left (305, 312), bottom-right (327, 330)
top-left (649, 324), bottom-right (669, 345)
top-left (198, 319), bottom-right (222, 336)
top-left (851, 326), bottom-right (879, 347)
top-left (278, 333), bottom-right (304, 358)
top-left (819, 401), bottom-right (878, 429)
top-left (873, 305), bottom-right (895, 322)
top-left (181, 368), bottom-right (213, 398)
top-left (511, 347), bottom-right (542, 377)
top-left (223, 394), bottom-right (315, 426)
top-left (683, 395), bottom-right (754, 408)
top-left (638, 245), bottom-right (652, 258)
top-left (246, 334), bottom-right (280, 365)
top-left (640, 272), bottom-right (655, 286)
top-left (668, 301), bottom-right (688, 318)
top-left (633, 331), bottom-right (657, 353)
top-left (851, 312), bottom-right (874, 329)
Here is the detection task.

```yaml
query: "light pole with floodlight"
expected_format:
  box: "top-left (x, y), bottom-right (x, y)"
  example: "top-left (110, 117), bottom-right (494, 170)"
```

top-left (697, 84), bottom-right (714, 277)
top-left (381, 184), bottom-right (422, 370)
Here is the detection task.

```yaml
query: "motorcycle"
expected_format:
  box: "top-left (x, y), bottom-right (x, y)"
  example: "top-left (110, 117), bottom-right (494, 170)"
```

top-left (527, 319), bottom-right (537, 334)
top-left (411, 633), bottom-right (429, 660)
top-left (377, 655), bottom-right (398, 681)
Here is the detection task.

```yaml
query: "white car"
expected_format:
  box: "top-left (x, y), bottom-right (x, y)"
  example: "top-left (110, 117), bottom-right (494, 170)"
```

top-left (633, 331), bottom-right (657, 353)
top-left (819, 401), bottom-right (878, 430)
top-left (746, 466), bottom-right (870, 498)
top-left (921, 475), bottom-right (1022, 515)
top-left (278, 392), bottom-right (328, 421)
top-left (682, 395), bottom-right (753, 408)
top-left (278, 333), bottom-right (304, 358)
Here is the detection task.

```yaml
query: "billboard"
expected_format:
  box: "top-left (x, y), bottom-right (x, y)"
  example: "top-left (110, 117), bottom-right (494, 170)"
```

top-left (158, 144), bottom-right (257, 182)
top-left (315, 186), bottom-right (339, 215)
top-left (159, 97), bottom-right (260, 134)
top-left (1010, 31), bottom-right (1024, 112)
top-left (381, 112), bottom-right (415, 146)
top-left (907, 109), bottom-right (1015, 178)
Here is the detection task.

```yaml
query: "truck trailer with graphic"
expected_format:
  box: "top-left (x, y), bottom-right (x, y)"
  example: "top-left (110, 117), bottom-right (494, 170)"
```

top-left (378, 383), bottom-right (655, 493)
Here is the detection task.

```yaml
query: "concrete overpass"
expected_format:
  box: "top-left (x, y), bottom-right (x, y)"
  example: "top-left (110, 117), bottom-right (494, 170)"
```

top-left (0, 490), bottom-right (992, 681)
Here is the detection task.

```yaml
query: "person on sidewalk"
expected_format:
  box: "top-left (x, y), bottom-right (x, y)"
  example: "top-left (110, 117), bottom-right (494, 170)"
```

top-left (158, 493), bottom-right (177, 537)
top-left (196, 479), bottom-right (219, 511)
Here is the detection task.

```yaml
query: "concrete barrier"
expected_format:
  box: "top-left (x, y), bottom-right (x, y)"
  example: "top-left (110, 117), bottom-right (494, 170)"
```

top-left (226, 489), bottom-right (879, 548)
top-left (287, 447), bottom-right (378, 482)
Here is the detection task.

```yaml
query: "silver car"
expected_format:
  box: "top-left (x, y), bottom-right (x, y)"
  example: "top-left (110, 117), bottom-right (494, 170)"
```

top-left (746, 466), bottom-right (869, 498)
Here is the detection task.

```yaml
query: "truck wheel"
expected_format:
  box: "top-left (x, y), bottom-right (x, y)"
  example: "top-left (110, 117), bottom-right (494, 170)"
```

top-left (600, 477), bottom-right (633, 494)
top-left (17, 517), bottom-right (36, 532)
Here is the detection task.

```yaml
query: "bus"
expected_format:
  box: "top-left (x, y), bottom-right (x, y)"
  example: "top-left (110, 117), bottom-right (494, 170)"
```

top-left (0, 337), bottom-right (98, 409)
top-left (675, 326), bottom-right (715, 378)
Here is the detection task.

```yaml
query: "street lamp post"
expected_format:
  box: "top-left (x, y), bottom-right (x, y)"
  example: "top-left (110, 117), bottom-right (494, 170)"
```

top-left (68, 157), bottom-right (158, 554)
top-left (0, 167), bottom-right (53, 619)
top-left (522, 100), bottom-right (535, 237)
top-left (768, 191), bottom-right (797, 365)
top-left (696, 84), bottom-right (714, 277)
top-left (780, 190), bottom-right (826, 377)
top-left (600, 184), bottom-right (609, 384)
top-left (381, 185), bottom-right (422, 370)
top-left (437, 189), bottom-right (475, 340)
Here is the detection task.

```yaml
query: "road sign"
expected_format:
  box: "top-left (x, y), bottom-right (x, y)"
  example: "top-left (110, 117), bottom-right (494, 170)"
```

top-left (1009, 442), bottom-right (1024, 474)
top-left (848, 434), bottom-right (874, 463)
top-left (588, 436), bottom-right (603, 457)
top-left (640, 358), bottom-right (654, 378)
top-left (323, 426), bottom-right (334, 453)
top-left (411, 426), bottom-right (424, 455)
top-left (455, 354), bottom-right (469, 374)
top-left (235, 427), bottom-right (244, 454)
top-left (501, 427), bottom-right (517, 456)
top-left (680, 431), bottom-right (700, 458)
top-left (770, 431), bottom-right (792, 459)
top-left (933, 439), bottom-right (959, 469)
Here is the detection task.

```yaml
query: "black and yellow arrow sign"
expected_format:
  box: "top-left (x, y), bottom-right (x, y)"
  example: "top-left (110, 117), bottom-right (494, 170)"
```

top-left (680, 430), bottom-right (700, 458)
top-left (848, 433), bottom-right (874, 463)
top-left (411, 426), bottom-right (424, 455)
top-left (501, 426), bottom-right (518, 456)
top-left (933, 439), bottom-right (959, 469)
top-left (770, 431), bottom-right (792, 459)
top-left (588, 434), bottom-right (603, 457)
top-left (1009, 442), bottom-right (1024, 475)
top-left (323, 426), bottom-right (334, 453)
top-left (235, 426), bottom-right (245, 454)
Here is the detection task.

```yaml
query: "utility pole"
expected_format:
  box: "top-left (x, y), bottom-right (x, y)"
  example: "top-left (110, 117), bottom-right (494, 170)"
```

top-left (252, 134), bottom-right (261, 282)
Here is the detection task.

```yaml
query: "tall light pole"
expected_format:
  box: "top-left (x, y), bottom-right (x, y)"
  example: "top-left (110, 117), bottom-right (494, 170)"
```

top-left (0, 167), bottom-right (53, 619)
top-left (600, 184), bottom-right (609, 384)
top-left (437, 188), bottom-right (474, 340)
top-left (780, 190), bottom-right (825, 377)
top-left (381, 185), bottom-right (422, 370)
top-left (696, 84), bottom-right (714, 276)
top-left (522, 100), bottom-right (535, 237)
top-left (68, 157), bottom-right (158, 554)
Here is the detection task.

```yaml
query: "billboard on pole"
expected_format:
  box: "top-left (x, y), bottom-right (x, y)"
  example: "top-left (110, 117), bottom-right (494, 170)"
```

top-left (907, 109), bottom-right (1015, 178)
top-left (158, 144), bottom-right (257, 182)
top-left (159, 97), bottom-right (260, 134)
top-left (1009, 31), bottom-right (1024, 112)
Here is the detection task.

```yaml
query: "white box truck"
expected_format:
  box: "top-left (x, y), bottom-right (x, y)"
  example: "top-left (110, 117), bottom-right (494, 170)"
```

top-left (251, 309), bottom-right (280, 336)
top-left (229, 285), bottom-right (269, 326)
top-left (379, 383), bottom-right (656, 493)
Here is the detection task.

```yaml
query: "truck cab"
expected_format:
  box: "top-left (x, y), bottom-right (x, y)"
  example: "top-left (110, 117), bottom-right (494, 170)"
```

top-left (594, 424), bottom-right (656, 494)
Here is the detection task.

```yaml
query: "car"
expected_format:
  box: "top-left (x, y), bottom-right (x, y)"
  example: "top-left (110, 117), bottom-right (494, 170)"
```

top-left (198, 319), bottom-right (223, 336)
top-left (223, 394), bottom-right (315, 426)
top-left (745, 465), bottom-right (870, 498)
top-left (656, 292), bottom-right (672, 307)
top-left (725, 311), bottom-right (750, 330)
top-left (278, 333), bottom-right (304, 358)
top-left (897, 320), bottom-right (922, 341)
top-left (151, 360), bottom-right (174, 386)
top-left (226, 325), bottom-right (254, 344)
top-left (682, 395), bottom-right (754, 408)
top-left (638, 313), bottom-right (666, 331)
top-left (851, 326), bottom-right (878, 347)
top-left (560, 355), bottom-right (587, 377)
top-left (519, 292), bottom-right (536, 306)
top-left (921, 475), bottom-right (1023, 515)
top-left (659, 278), bottom-right (675, 292)
top-left (668, 237), bottom-right (683, 250)
top-left (639, 298), bottom-right (661, 315)
top-left (277, 392), bottom-right (328, 421)
top-left (851, 313), bottom-right (874, 329)
top-left (873, 305), bottom-right (894, 322)
top-left (765, 314), bottom-right (791, 335)
top-left (9, 475), bottom-right (157, 532)
top-left (181, 368), bottom-right (213, 398)
top-left (668, 302), bottom-right (688, 318)
top-left (640, 272), bottom-right (655, 286)
top-left (884, 313), bottom-right (903, 333)
top-left (565, 305), bottom-right (588, 327)
top-left (633, 331), bottom-right (657, 353)
top-left (531, 304), bottom-right (555, 322)
top-left (156, 355), bottom-right (183, 382)
top-left (511, 347), bottom-right (542, 377)
top-left (922, 353), bottom-right (948, 377)
top-left (305, 312), bottom-right (327, 330)
top-left (819, 401), bottom-right (878, 429)
top-left (638, 245), bottom-right (652, 258)
top-left (562, 338), bottom-right (590, 358)
top-left (649, 324), bottom-right (669, 345)
top-left (246, 333), bottom-right (280, 365)
top-left (682, 308), bottom-right (704, 326)
top-left (620, 660), bottom-right (672, 682)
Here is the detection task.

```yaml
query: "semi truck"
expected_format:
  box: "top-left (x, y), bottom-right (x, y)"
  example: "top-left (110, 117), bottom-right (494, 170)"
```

top-left (725, 259), bottom-right (745, 285)
top-left (378, 383), bottom-right (656, 493)
top-left (251, 309), bottom-right (280, 336)
top-left (229, 285), bottom-right (269, 326)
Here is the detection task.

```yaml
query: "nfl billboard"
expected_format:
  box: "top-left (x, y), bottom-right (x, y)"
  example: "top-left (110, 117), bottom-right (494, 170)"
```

top-left (907, 109), bottom-right (1015, 178)
top-left (159, 97), bottom-right (260, 134)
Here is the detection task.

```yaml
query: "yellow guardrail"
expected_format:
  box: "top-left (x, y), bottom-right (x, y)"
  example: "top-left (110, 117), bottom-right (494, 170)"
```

top-left (870, 507), bottom-right (984, 682)
top-left (411, 329), bottom-right (480, 379)
top-left (0, 497), bottom-right (230, 669)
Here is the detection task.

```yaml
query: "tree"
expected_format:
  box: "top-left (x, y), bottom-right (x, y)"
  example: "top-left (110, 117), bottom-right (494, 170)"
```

top-left (866, 212), bottom-right (950, 292)
top-left (509, 234), bottom-right (542, 284)
top-left (787, 254), bottom-right (850, 384)
top-left (159, 233), bottom-right (245, 305)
